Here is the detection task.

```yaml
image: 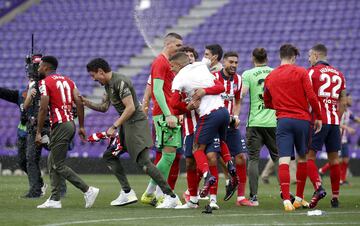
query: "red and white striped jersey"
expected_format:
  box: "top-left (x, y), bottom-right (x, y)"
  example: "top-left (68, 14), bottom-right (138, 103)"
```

top-left (308, 63), bottom-right (346, 125)
top-left (39, 74), bottom-right (76, 125)
top-left (340, 109), bottom-right (355, 144)
top-left (179, 92), bottom-right (199, 136)
top-left (183, 110), bottom-right (199, 136)
top-left (213, 70), bottom-right (242, 116)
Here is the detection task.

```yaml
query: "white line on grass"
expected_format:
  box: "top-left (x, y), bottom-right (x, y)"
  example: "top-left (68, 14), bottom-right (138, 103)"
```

top-left (214, 223), bottom-right (360, 226)
top-left (41, 211), bottom-right (360, 226)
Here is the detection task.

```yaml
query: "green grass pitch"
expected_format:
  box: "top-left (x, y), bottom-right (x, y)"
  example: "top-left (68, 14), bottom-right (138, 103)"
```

top-left (0, 174), bottom-right (359, 226)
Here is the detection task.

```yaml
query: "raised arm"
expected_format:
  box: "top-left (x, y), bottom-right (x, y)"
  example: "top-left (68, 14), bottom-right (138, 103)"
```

top-left (0, 87), bottom-right (19, 105)
top-left (81, 92), bottom-right (110, 113)
top-left (192, 79), bottom-right (225, 101)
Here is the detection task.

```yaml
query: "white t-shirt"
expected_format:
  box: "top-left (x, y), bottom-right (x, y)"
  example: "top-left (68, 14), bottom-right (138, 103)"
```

top-left (172, 62), bottom-right (224, 117)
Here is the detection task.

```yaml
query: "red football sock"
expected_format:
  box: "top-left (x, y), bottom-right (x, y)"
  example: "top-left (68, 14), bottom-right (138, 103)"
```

top-left (196, 169), bottom-right (202, 185)
top-left (193, 149), bottom-right (209, 174)
top-left (187, 168), bottom-right (199, 197)
top-left (307, 159), bottom-right (322, 190)
top-left (220, 141), bottom-right (232, 163)
top-left (330, 164), bottom-right (340, 198)
top-left (296, 162), bottom-right (307, 199)
top-left (168, 153), bottom-right (182, 190)
top-left (236, 162), bottom-right (246, 197)
top-left (320, 162), bottom-right (330, 174)
top-left (209, 165), bottom-right (219, 195)
top-left (279, 164), bottom-right (290, 200)
top-left (340, 161), bottom-right (348, 182)
top-left (154, 151), bottom-right (162, 165)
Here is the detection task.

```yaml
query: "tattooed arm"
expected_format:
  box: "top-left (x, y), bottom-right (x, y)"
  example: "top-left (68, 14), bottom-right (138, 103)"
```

top-left (80, 92), bottom-right (110, 113)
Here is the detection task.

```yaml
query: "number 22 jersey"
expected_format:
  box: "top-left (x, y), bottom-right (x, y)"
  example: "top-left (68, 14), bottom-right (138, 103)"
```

top-left (39, 74), bottom-right (76, 125)
top-left (308, 62), bottom-right (346, 125)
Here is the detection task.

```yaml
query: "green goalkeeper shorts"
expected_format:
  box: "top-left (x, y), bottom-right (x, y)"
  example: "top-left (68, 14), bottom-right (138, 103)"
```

top-left (153, 115), bottom-right (182, 149)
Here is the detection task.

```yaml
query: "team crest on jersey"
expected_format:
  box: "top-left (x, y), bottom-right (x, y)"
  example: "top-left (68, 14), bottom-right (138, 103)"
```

top-left (233, 84), bottom-right (238, 91)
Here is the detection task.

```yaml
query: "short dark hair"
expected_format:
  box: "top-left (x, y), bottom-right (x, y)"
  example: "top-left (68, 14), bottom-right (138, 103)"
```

top-left (311, 43), bottom-right (328, 56)
top-left (252, 47), bottom-right (267, 63)
top-left (205, 44), bottom-right (223, 61)
top-left (165, 32), bottom-right (183, 40)
top-left (169, 52), bottom-right (189, 63)
top-left (224, 51), bottom-right (238, 59)
top-left (86, 58), bottom-right (111, 73)
top-left (41, 56), bottom-right (58, 70)
top-left (279, 44), bottom-right (300, 59)
top-left (179, 46), bottom-right (199, 60)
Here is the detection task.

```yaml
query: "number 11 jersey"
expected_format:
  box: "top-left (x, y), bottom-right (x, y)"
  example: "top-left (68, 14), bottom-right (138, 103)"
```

top-left (308, 62), bottom-right (346, 125)
top-left (39, 74), bottom-right (76, 125)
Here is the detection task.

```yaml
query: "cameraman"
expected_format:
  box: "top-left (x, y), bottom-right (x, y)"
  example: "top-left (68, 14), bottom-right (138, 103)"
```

top-left (23, 55), bottom-right (66, 198)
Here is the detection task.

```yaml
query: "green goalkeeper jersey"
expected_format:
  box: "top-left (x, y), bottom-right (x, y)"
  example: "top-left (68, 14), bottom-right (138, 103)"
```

top-left (242, 65), bottom-right (276, 127)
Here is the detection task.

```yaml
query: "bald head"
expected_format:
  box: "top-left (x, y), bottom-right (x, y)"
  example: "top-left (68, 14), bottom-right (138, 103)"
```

top-left (163, 33), bottom-right (183, 57)
top-left (308, 43), bottom-right (328, 66)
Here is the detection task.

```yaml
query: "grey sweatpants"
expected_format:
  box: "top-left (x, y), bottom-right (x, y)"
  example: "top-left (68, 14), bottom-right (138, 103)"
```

top-left (247, 127), bottom-right (279, 196)
top-left (48, 122), bottom-right (88, 201)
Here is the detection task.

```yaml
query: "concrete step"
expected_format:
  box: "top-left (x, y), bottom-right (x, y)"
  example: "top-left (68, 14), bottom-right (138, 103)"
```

top-left (177, 17), bottom-right (205, 27)
top-left (142, 47), bottom-right (161, 57)
top-left (201, 0), bottom-right (229, 8)
top-left (129, 56), bottom-right (154, 67)
top-left (118, 66), bottom-right (144, 77)
top-left (188, 7), bottom-right (220, 17)
top-left (153, 38), bottom-right (164, 47)
top-left (164, 27), bottom-right (195, 37)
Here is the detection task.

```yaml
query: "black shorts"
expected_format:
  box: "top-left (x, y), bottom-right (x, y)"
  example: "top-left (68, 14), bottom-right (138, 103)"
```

top-left (246, 127), bottom-right (278, 161)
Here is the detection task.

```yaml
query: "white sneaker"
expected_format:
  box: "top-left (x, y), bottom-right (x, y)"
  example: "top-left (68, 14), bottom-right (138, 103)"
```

top-left (156, 195), bottom-right (179, 209)
top-left (209, 199), bottom-right (219, 210)
top-left (175, 200), bottom-right (199, 209)
top-left (37, 198), bottom-right (61, 209)
top-left (198, 195), bottom-right (209, 200)
top-left (84, 186), bottom-right (99, 208)
top-left (111, 189), bottom-right (138, 206)
top-left (41, 183), bottom-right (48, 197)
